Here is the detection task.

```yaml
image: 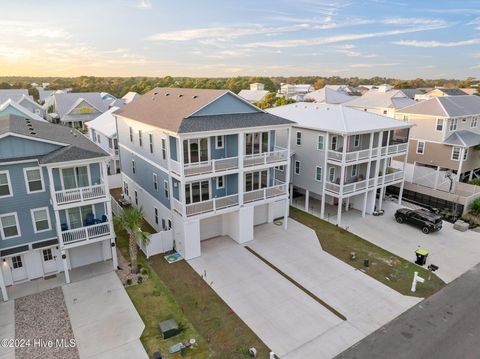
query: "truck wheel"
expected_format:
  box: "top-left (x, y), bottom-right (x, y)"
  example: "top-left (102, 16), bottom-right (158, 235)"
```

top-left (396, 216), bottom-right (404, 223)
top-left (422, 227), bottom-right (430, 234)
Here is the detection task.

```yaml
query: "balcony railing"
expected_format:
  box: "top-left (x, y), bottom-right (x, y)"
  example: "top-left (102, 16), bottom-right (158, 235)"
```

top-left (171, 157), bottom-right (239, 177)
top-left (173, 194), bottom-right (240, 217)
top-left (325, 170), bottom-right (405, 195)
top-left (61, 222), bottom-right (111, 245)
top-left (244, 147), bottom-right (288, 168)
top-left (327, 143), bottom-right (408, 164)
top-left (54, 184), bottom-right (107, 206)
top-left (243, 180), bottom-right (287, 204)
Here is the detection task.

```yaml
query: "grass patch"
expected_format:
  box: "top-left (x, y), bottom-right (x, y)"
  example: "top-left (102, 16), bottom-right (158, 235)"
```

top-left (149, 254), bottom-right (271, 359)
top-left (290, 206), bottom-right (445, 298)
top-left (245, 246), bottom-right (347, 321)
top-left (116, 230), bottom-right (209, 358)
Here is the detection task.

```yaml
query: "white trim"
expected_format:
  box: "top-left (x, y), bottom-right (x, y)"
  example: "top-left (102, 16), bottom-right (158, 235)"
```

top-left (0, 212), bottom-right (21, 240)
top-left (449, 118), bottom-right (458, 131)
top-left (353, 134), bottom-right (360, 148)
top-left (294, 160), bottom-right (301, 175)
top-left (215, 135), bottom-right (224, 149)
top-left (451, 146), bottom-right (461, 161)
top-left (149, 133), bottom-right (154, 154)
top-left (0, 132), bottom-right (67, 147)
top-left (416, 140), bottom-right (425, 155)
top-left (315, 166), bottom-right (322, 182)
top-left (435, 118), bottom-right (444, 132)
top-left (23, 166), bottom-right (45, 194)
top-left (331, 135), bottom-right (338, 151)
top-left (216, 175), bottom-right (225, 189)
top-left (0, 170), bottom-right (13, 198)
top-left (30, 207), bottom-right (52, 233)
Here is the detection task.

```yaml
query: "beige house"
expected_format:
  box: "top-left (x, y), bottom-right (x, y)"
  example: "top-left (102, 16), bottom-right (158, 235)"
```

top-left (394, 95), bottom-right (480, 191)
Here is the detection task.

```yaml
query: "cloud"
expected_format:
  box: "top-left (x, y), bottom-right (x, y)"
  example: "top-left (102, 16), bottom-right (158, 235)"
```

top-left (134, 0), bottom-right (152, 9)
top-left (467, 17), bottom-right (480, 30)
top-left (349, 63), bottom-right (399, 68)
top-left (0, 20), bottom-right (71, 39)
top-left (394, 39), bottom-right (480, 47)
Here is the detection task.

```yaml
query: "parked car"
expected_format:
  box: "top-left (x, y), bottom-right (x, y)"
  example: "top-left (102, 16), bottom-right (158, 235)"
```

top-left (394, 208), bottom-right (442, 234)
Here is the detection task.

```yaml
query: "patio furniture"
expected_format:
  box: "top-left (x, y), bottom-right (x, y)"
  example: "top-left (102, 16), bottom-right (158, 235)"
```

top-left (85, 213), bottom-right (94, 226)
top-left (61, 223), bottom-right (68, 231)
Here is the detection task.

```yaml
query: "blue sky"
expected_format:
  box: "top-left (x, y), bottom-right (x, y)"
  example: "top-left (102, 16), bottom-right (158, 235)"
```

top-left (1, 0), bottom-right (479, 78)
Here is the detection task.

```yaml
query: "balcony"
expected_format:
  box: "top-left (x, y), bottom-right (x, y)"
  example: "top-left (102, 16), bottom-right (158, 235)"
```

top-left (244, 147), bottom-right (288, 168)
top-left (243, 180), bottom-right (288, 204)
top-left (327, 143), bottom-right (408, 164)
top-left (61, 222), bottom-right (111, 246)
top-left (173, 194), bottom-right (239, 217)
top-left (54, 184), bottom-right (107, 206)
top-left (170, 157), bottom-right (239, 177)
top-left (325, 170), bottom-right (405, 195)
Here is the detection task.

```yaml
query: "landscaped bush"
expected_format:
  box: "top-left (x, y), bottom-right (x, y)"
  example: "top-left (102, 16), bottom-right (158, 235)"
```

top-left (469, 178), bottom-right (480, 186)
top-left (470, 198), bottom-right (480, 215)
top-left (137, 276), bottom-right (143, 284)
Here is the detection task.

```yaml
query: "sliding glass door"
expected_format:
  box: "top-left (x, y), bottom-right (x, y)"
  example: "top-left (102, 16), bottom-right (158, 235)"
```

top-left (183, 138), bottom-right (209, 164)
top-left (245, 170), bottom-right (268, 192)
top-left (67, 205), bottom-right (93, 229)
top-left (185, 181), bottom-right (210, 204)
top-left (62, 166), bottom-right (90, 189)
top-left (245, 132), bottom-right (269, 155)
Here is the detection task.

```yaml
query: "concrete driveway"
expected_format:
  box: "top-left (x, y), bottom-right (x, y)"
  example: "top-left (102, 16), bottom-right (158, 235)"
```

top-left (62, 272), bottom-right (147, 359)
top-left (328, 200), bottom-right (480, 283)
top-left (188, 219), bottom-right (419, 359)
top-left (0, 301), bottom-right (14, 359)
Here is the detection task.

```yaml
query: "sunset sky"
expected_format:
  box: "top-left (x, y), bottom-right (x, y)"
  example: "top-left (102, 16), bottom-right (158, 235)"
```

top-left (1, 0), bottom-right (479, 78)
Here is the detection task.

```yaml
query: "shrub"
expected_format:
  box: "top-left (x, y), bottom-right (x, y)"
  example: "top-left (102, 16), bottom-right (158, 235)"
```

top-left (470, 198), bottom-right (480, 215)
top-left (141, 267), bottom-right (148, 275)
top-left (126, 278), bottom-right (132, 286)
top-left (469, 178), bottom-right (480, 186)
top-left (137, 276), bottom-right (143, 284)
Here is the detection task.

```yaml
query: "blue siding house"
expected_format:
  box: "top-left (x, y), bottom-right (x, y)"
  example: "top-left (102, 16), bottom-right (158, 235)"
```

top-left (0, 114), bottom-right (116, 301)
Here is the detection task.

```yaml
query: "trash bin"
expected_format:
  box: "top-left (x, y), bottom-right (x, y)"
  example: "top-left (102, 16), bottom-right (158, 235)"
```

top-left (415, 249), bottom-right (429, 265)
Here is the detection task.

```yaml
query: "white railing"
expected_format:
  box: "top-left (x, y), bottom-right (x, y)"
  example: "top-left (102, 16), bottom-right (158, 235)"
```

top-left (327, 143), bottom-right (408, 164)
top-left (325, 170), bottom-right (405, 195)
top-left (61, 222), bottom-right (111, 245)
top-left (244, 147), bottom-right (288, 168)
top-left (173, 198), bottom-right (184, 215)
top-left (183, 156), bottom-right (239, 177)
top-left (381, 170), bottom-right (405, 184)
top-left (170, 159), bottom-right (183, 176)
top-left (184, 194), bottom-right (240, 217)
top-left (385, 143), bottom-right (408, 156)
top-left (244, 181), bottom-right (287, 203)
top-left (55, 184), bottom-right (107, 205)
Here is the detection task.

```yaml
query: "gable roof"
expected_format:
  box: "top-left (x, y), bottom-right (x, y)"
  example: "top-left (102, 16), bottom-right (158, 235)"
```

top-left (86, 106), bottom-right (119, 137)
top-left (0, 114), bottom-right (109, 163)
top-left (344, 89), bottom-right (415, 110)
top-left (0, 89), bottom-right (32, 105)
top-left (52, 92), bottom-right (111, 119)
top-left (0, 100), bottom-right (46, 122)
top-left (304, 87), bottom-right (353, 104)
top-left (238, 89), bottom-right (269, 103)
top-left (398, 95), bottom-right (480, 117)
top-left (17, 94), bottom-right (44, 110)
top-left (443, 130), bottom-right (480, 147)
top-left (122, 92), bottom-right (140, 104)
top-left (266, 102), bottom-right (412, 135)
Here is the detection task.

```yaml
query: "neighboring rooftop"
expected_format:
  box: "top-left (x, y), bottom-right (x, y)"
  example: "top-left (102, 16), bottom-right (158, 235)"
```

top-left (344, 89), bottom-right (416, 110)
top-left (443, 130), bottom-right (480, 147)
top-left (52, 92), bottom-right (112, 119)
top-left (0, 89), bottom-right (32, 104)
top-left (122, 92), bottom-right (141, 104)
top-left (304, 87), bottom-right (353, 104)
top-left (398, 95), bottom-right (480, 117)
top-left (238, 89), bottom-right (269, 103)
top-left (400, 88), bottom-right (430, 100)
top-left (427, 88), bottom-right (468, 96)
top-left (266, 102), bottom-right (412, 135)
top-left (0, 114), bottom-right (109, 163)
top-left (86, 106), bottom-right (119, 137)
top-left (0, 99), bottom-right (46, 122)
top-left (115, 87), bottom-right (293, 133)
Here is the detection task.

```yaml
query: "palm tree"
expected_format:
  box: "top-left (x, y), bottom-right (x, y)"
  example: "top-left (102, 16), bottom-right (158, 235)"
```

top-left (113, 207), bottom-right (150, 274)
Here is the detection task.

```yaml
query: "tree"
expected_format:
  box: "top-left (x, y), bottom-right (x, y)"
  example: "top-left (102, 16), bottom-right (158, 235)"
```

top-left (113, 207), bottom-right (150, 274)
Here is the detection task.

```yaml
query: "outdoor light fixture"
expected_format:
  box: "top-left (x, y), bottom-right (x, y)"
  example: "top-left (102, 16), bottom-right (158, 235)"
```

top-left (2, 258), bottom-right (5, 263)
top-left (61, 254), bottom-right (67, 260)
top-left (111, 242), bottom-right (116, 247)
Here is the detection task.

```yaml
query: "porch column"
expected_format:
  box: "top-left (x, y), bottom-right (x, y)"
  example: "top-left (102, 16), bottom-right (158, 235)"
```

top-left (47, 166), bottom-right (65, 246)
top-left (378, 131), bottom-right (391, 212)
top-left (457, 147), bottom-right (466, 184)
top-left (469, 171), bottom-right (474, 182)
top-left (337, 197), bottom-right (343, 225)
top-left (305, 189), bottom-right (309, 212)
top-left (0, 265), bottom-right (7, 302)
top-left (283, 127), bottom-right (292, 230)
top-left (62, 250), bottom-right (70, 284)
top-left (179, 138), bottom-right (187, 216)
top-left (399, 139), bottom-right (410, 205)
top-left (363, 132), bottom-right (375, 217)
top-left (289, 183), bottom-right (293, 205)
top-left (111, 239), bottom-right (118, 269)
top-left (345, 197), bottom-right (350, 212)
top-left (337, 135), bottom-right (347, 225)
top-left (372, 131), bottom-right (384, 212)
top-left (434, 166), bottom-right (441, 190)
top-left (320, 132), bottom-right (330, 219)
top-left (238, 132), bottom-right (244, 206)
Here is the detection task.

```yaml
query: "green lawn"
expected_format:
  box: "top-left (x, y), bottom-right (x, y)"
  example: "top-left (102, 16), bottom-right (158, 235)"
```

top-left (290, 207), bottom-right (445, 298)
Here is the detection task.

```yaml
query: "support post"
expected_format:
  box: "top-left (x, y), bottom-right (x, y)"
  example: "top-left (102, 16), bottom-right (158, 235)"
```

top-left (363, 132), bottom-right (375, 217)
top-left (111, 239), bottom-right (118, 269)
top-left (289, 183), bottom-right (293, 205)
top-left (238, 132), bottom-right (245, 206)
top-left (0, 265), bottom-right (8, 301)
top-left (321, 132), bottom-right (330, 219)
top-left (62, 250), bottom-right (70, 284)
top-left (283, 127), bottom-right (292, 230)
top-left (305, 189), bottom-right (309, 212)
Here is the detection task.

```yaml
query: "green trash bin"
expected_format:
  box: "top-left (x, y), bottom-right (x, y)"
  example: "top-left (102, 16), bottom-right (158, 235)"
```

top-left (415, 249), bottom-right (429, 266)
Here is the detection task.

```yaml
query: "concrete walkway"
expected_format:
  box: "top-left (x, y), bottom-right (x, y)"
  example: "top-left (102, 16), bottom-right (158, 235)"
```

top-left (188, 219), bottom-right (420, 359)
top-left (0, 301), bottom-right (14, 359)
top-left (63, 272), bottom-right (147, 359)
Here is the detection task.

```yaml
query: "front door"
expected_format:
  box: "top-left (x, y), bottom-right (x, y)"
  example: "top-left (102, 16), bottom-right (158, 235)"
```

top-left (10, 255), bottom-right (27, 282)
top-left (41, 248), bottom-right (57, 274)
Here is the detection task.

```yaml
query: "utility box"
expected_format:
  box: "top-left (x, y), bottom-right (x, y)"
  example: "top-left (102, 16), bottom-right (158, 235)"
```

top-left (159, 319), bottom-right (180, 339)
top-left (415, 249), bottom-right (429, 266)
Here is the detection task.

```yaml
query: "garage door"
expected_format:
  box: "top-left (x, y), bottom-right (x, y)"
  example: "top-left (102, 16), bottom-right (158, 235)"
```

top-left (254, 204), bottom-right (268, 226)
top-left (69, 242), bottom-right (103, 269)
top-left (200, 215), bottom-right (223, 240)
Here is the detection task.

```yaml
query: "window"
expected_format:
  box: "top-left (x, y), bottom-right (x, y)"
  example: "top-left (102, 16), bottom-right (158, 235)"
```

top-left (61, 166), bottom-right (89, 189)
top-left (245, 132), bottom-right (269, 155)
top-left (0, 213), bottom-right (20, 239)
top-left (161, 138), bottom-right (166, 160)
top-left (161, 218), bottom-right (166, 230)
top-left (96, 134), bottom-right (101, 144)
top-left (0, 171), bottom-right (12, 197)
top-left (329, 167), bottom-right (336, 182)
top-left (129, 127), bottom-right (133, 142)
top-left (451, 147), bottom-right (461, 161)
top-left (463, 149), bottom-right (468, 161)
top-left (331, 136), bottom-right (337, 151)
top-left (296, 131), bottom-right (302, 146)
top-left (416, 141), bottom-right (425, 154)
top-left (108, 138), bottom-right (113, 149)
top-left (153, 173), bottom-right (158, 191)
top-left (449, 118), bottom-right (458, 131)
top-left (149, 133), bottom-right (154, 153)
top-left (138, 130), bottom-right (143, 147)
top-left (244, 170), bottom-right (268, 192)
top-left (351, 164), bottom-right (358, 177)
top-left (317, 135), bottom-right (324, 150)
top-left (294, 161), bottom-right (301, 175)
top-left (435, 118), bottom-right (444, 131)
top-left (472, 117), bottom-right (478, 128)
top-left (24, 168), bottom-right (44, 193)
top-left (131, 160), bottom-right (135, 174)
top-left (164, 180), bottom-right (169, 199)
top-left (123, 181), bottom-right (129, 196)
top-left (215, 136), bottom-right (224, 149)
top-left (154, 208), bottom-right (158, 224)
top-left (185, 181), bottom-right (209, 203)
top-left (275, 165), bottom-right (284, 171)
top-left (31, 207), bottom-right (51, 233)
top-left (183, 138), bottom-right (209, 163)
top-left (167, 219), bottom-right (172, 230)
top-left (134, 190), bottom-right (138, 205)
top-left (216, 176), bottom-right (224, 189)
top-left (315, 166), bottom-right (322, 181)
top-left (43, 249), bottom-right (53, 262)
top-left (383, 110), bottom-right (387, 115)
top-left (11, 255), bottom-right (23, 269)
top-left (353, 135), bottom-right (360, 147)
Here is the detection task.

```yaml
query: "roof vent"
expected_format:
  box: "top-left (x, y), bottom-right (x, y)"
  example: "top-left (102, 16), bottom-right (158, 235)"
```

top-left (29, 131), bottom-right (36, 135)
top-left (153, 92), bottom-right (158, 95)
top-left (178, 94), bottom-right (183, 98)
top-left (165, 93), bottom-right (170, 96)
top-left (193, 95), bottom-right (198, 99)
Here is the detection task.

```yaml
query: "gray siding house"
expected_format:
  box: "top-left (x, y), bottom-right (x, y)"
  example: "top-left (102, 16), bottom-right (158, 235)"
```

top-left (114, 88), bottom-right (293, 260)
top-left (0, 115), bottom-right (116, 301)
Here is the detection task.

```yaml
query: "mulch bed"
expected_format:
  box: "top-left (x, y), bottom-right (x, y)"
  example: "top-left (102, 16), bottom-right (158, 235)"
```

top-left (116, 251), bottom-right (148, 287)
top-left (15, 287), bottom-right (79, 359)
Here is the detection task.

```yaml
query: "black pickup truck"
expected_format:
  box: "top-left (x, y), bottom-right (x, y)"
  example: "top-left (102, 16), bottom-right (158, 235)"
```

top-left (394, 208), bottom-right (443, 234)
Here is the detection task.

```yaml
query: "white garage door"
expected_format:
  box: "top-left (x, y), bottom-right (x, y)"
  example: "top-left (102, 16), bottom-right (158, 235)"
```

top-left (69, 242), bottom-right (103, 269)
top-left (254, 204), bottom-right (268, 226)
top-left (200, 215), bottom-right (223, 240)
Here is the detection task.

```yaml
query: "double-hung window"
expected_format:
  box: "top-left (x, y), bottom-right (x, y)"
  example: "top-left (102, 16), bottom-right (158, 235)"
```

top-left (351, 164), bottom-right (358, 177)
top-left (153, 173), bottom-right (158, 191)
top-left (317, 135), bottom-right (324, 150)
top-left (416, 141), bottom-right (425, 154)
top-left (435, 118), bottom-right (444, 131)
top-left (149, 133), bottom-right (154, 153)
top-left (216, 136), bottom-right (224, 149)
top-left (449, 118), bottom-right (458, 131)
top-left (129, 127), bottom-right (133, 142)
top-left (472, 117), bottom-right (478, 128)
top-left (154, 208), bottom-right (158, 224)
top-left (24, 168), bottom-right (44, 193)
top-left (161, 139), bottom-right (167, 160)
top-left (0, 171), bottom-right (12, 197)
top-left (216, 176), bottom-right (224, 189)
top-left (164, 180), bottom-right (169, 199)
top-left (294, 161), bottom-right (301, 175)
top-left (131, 160), bottom-right (135, 174)
top-left (353, 135), bottom-right (360, 148)
top-left (138, 130), bottom-right (143, 147)
top-left (315, 166), bottom-right (322, 181)
top-left (451, 147), bottom-right (461, 161)
top-left (0, 213), bottom-right (20, 239)
top-left (296, 131), bottom-right (302, 146)
top-left (328, 167), bottom-right (336, 182)
top-left (31, 207), bottom-right (51, 233)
